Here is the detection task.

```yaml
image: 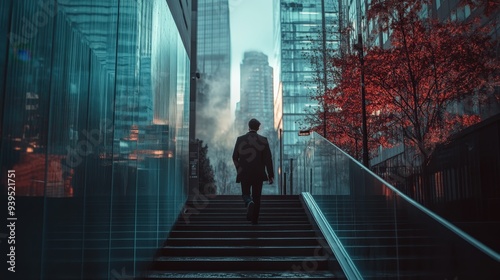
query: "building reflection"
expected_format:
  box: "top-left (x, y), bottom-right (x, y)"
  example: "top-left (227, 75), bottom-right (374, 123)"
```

top-left (0, 0), bottom-right (192, 279)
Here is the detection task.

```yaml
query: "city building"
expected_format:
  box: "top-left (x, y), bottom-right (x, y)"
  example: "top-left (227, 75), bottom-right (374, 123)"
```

top-left (238, 51), bottom-right (274, 135)
top-left (193, 0), bottom-right (234, 195)
top-left (279, 0), bottom-right (342, 177)
top-left (195, 0), bottom-right (232, 143)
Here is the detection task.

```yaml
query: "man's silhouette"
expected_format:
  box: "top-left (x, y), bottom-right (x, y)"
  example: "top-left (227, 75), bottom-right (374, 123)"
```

top-left (232, 118), bottom-right (274, 224)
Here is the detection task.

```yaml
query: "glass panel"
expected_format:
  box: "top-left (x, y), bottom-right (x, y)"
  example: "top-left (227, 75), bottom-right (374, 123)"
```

top-left (294, 132), bottom-right (499, 278)
top-left (0, 0), bottom-right (190, 278)
top-left (0, 1), bottom-right (11, 125)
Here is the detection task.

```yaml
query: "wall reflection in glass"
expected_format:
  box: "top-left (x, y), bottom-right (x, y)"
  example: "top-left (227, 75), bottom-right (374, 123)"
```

top-left (0, 0), bottom-right (190, 279)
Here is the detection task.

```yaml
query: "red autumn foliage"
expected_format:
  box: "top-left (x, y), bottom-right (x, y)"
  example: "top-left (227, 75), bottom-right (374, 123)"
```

top-left (458, 0), bottom-right (500, 16)
top-left (310, 0), bottom-right (500, 166)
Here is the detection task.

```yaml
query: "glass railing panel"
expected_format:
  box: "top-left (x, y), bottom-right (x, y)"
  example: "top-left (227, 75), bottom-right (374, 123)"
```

top-left (294, 132), bottom-right (499, 279)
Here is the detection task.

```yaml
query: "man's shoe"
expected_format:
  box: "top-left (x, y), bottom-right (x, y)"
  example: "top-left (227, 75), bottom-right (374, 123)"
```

top-left (246, 201), bottom-right (254, 221)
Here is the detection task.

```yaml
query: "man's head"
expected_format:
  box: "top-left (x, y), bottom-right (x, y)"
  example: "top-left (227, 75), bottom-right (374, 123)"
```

top-left (248, 118), bottom-right (261, 131)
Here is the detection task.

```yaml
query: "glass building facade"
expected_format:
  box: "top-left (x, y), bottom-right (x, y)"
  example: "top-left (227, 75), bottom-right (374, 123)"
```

top-left (196, 0), bottom-right (231, 143)
top-left (195, 0), bottom-right (234, 195)
top-left (279, 0), bottom-right (341, 171)
top-left (0, 0), bottom-right (191, 279)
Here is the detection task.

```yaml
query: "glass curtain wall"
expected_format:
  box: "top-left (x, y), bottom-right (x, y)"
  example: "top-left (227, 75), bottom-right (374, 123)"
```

top-left (280, 0), bottom-right (341, 176)
top-left (0, 0), bottom-right (190, 279)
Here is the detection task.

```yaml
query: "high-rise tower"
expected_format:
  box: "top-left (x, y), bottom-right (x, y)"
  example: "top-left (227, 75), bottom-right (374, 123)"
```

top-left (196, 0), bottom-right (232, 143)
top-left (279, 0), bottom-right (341, 156)
top-left (238, 51), bottom-right (274, 136)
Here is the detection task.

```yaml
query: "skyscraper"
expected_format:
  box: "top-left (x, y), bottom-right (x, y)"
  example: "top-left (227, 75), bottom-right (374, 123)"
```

top-left (196, 0), bottom-right (232, 143)
top-left (238, 51), bottom-right (274, 135)
top-left (279, 0), bottom-right (342, 156)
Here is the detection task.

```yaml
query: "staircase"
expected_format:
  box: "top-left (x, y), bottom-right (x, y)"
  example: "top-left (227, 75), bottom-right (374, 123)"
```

top-left (143, 195), bottom-right (346, 279)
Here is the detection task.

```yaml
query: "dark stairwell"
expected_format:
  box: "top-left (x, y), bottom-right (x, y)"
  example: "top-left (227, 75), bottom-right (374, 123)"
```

top-left (141, 195), bottom-right (346, 279)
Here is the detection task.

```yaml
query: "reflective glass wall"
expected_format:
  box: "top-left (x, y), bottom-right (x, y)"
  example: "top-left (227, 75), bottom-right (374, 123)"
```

top-left (279, 0), bottom-right (341, 169)
top-left (0, 1), bottom-right (190, 279)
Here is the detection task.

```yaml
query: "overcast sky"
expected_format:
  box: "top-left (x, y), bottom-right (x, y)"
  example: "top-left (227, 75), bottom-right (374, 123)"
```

top-left (229, 0), bottom-right (275, 118)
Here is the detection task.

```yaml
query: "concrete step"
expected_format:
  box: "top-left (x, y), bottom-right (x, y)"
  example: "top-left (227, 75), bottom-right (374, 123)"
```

top-left (173, 224), bottom-right (313, 231)
top-left (165, 237), bottom-right (323, 247)
top-left (168, 229), bottom-right (317, 238)
top-left (150, 256), bottom-right (330, 271)
top-left (143, 270), bottom-right (340, 279)
top-left (186, 207), bottom-right (306, 214)
top-left (180, 215), bottom-right (309, 221)
top-left (160, 246), bottom-right (328, 257)
top-left (185, 203), bottom-right (304, 208)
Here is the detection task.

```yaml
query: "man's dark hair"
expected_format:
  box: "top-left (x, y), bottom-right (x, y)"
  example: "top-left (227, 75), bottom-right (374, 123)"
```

top-left (248, 118), bottom-right (261, 130)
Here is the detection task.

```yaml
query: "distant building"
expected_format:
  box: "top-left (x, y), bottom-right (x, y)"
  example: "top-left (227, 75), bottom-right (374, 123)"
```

top-left (238, 51), bottom-right (274, 137)
top-left (234, 101), bottom-right (242, 132)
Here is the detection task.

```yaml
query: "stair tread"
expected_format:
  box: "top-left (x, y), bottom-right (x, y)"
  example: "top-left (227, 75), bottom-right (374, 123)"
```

top-left (175, 223), bottom-right (311, 226)
top-left (179, 216), bottom-right (307, 219)
top-left (171, 230), bottom-right (315, 233)
top-left (167, 237), bottom-right (319, 240)
top-left (168, 230), bottom-right (317, 238)
top-left (174, 224), bottom-right (312, 227)
top-left (163, 245), bottom-right (323, 249)
top-left (146, 270), bottom-right (337, 278)
top-left (155, 256), bottom-right (329, 261)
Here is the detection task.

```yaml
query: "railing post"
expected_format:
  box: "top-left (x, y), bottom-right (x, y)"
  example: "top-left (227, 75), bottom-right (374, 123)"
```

top-left (283, 172), bottom-right (287, 195)
top-left (310, 168), bottom-right (313, 194)
top-left (290, 158), bottom-right (294, 195)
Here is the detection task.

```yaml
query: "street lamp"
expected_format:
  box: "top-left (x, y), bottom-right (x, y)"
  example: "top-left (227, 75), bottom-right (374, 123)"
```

top-left (354, 33), bottom-right (369, 168)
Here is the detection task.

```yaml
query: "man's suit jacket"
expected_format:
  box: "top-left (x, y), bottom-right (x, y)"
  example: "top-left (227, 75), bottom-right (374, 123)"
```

top-left (232, 131), bottom-right (274, 183)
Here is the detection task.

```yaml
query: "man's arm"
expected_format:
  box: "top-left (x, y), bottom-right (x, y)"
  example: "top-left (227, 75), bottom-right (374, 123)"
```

top-left (263, 140), bottom-right (274, 183)
top-left (232, 138), bottom-right (240, 170)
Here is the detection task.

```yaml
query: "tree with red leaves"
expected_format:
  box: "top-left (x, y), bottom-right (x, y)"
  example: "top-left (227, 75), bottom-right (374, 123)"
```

top-left (307, 51), bottom-right (386, 159)
top-left (459, 0), bottom-right (500, 16)
top-left (310, 0), bottom-right (500, 166)
top-left (304, 26), bottom-right (384, 159)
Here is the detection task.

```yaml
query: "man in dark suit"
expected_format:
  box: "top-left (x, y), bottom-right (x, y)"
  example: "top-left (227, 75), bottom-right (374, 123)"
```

top-left (232, 118), bottom-right (274, 224)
